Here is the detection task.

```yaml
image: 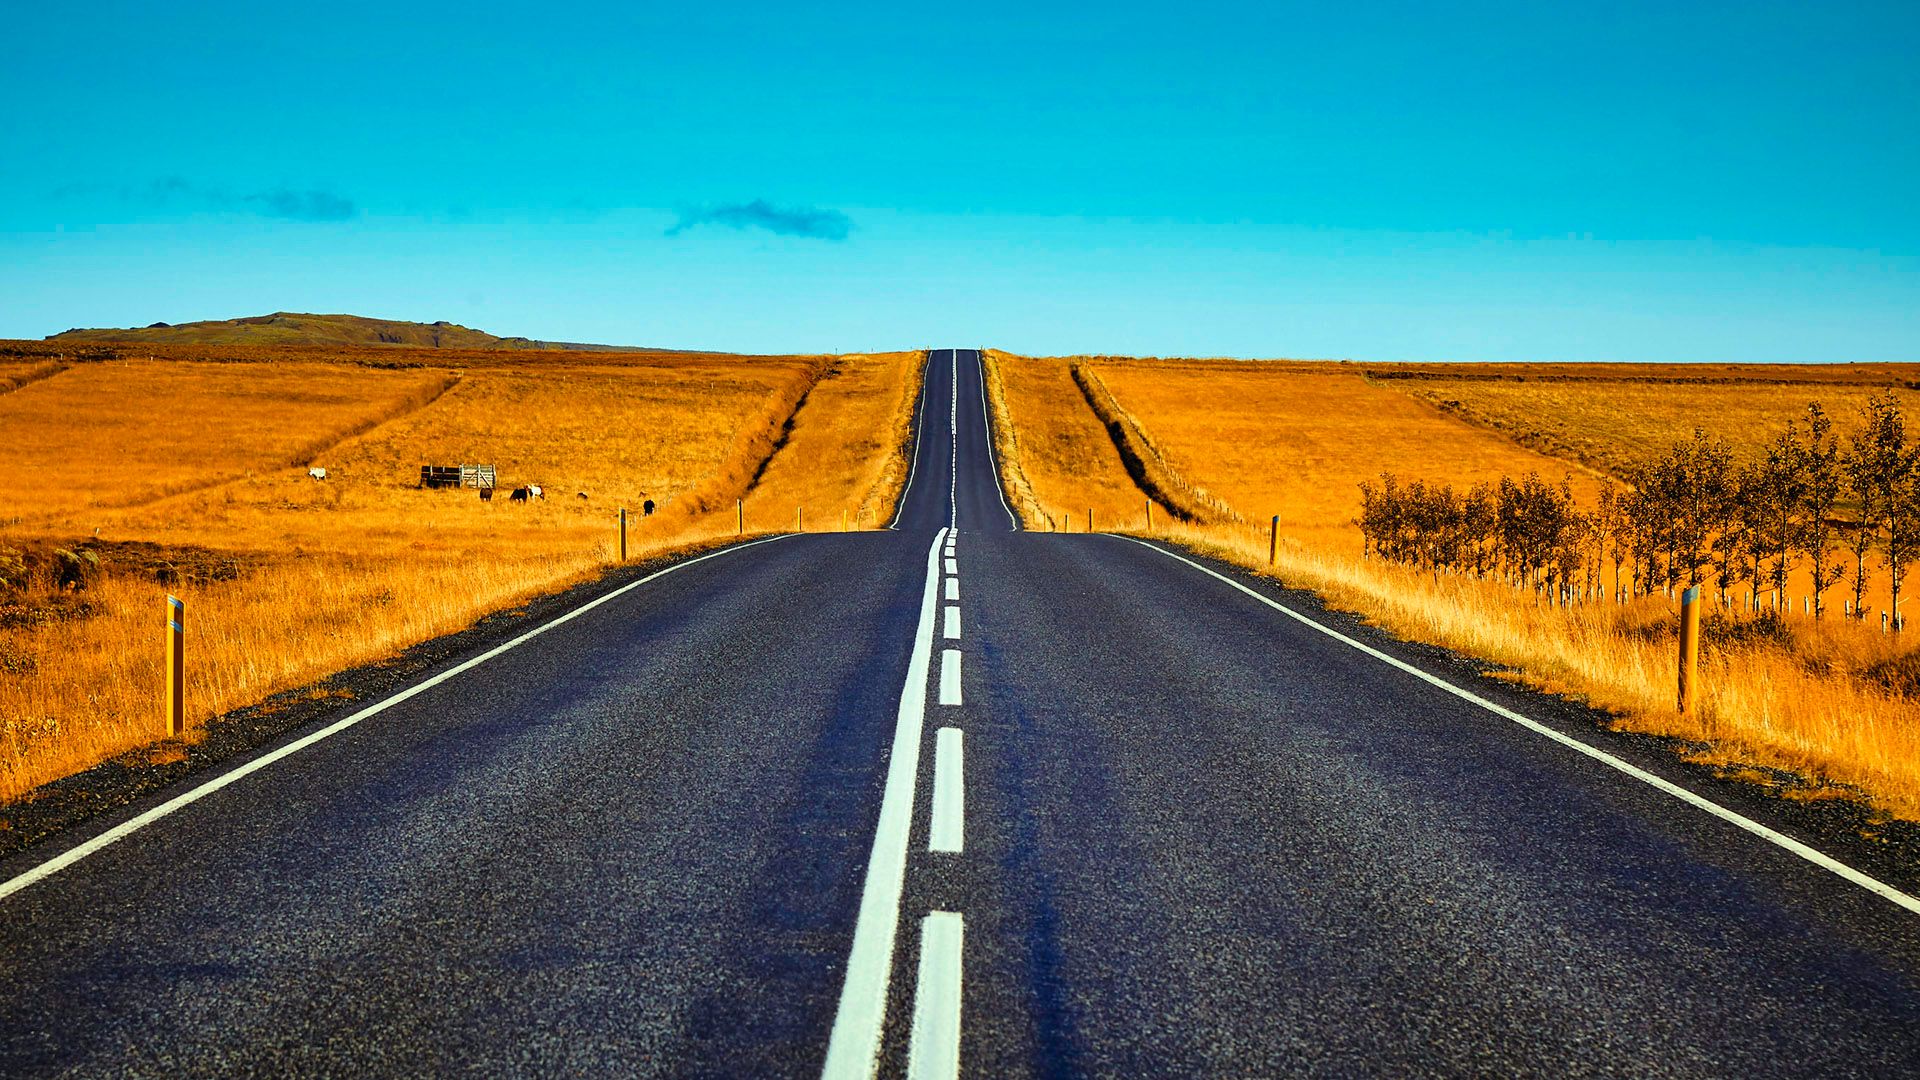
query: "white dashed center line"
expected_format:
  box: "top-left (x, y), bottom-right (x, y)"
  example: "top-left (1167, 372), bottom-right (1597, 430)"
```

top-left (907, 911), bottom-right (964, 1080)
top-left (939, 649), bottom-right (963, 706)
top-left (821, 528), bottom-right (950, 1078)
top-left (944, 579), bottom-right (958, 601)
top-left (942, 605), bottom-right (961, 640)
top-left (944, 558), bottom-right (957, 576)
top-left (930, 727), bottom-right (965, 853)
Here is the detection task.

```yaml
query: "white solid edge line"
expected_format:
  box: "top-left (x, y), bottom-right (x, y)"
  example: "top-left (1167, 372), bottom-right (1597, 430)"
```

top-left (907, 911), bottom-right (965, 1080)
top-left (973, 349), bottom-right (1021, 532)
top-left (945, 579), bottom-right (959, 602)
top-left (1113, 535), bottom-right (1920, 917)
top-left (887, 349), bottom-right (938, 530)
top-left (821, 527), bottom-right (949, 1079)
top-left (930, 728), bottom-right (964, 853)
top-left (943, 606), bottom-right (961, 640)
top-left (939, 649), bottom-right (963, 707)
top-left (0, 533), bottom-right (798, 906)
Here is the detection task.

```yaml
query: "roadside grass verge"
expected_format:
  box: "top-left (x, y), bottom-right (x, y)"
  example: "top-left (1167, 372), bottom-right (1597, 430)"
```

top-left (989, 350), bottom-right (1920, 820)
top-left (0, 345), bottom-right (920, 801)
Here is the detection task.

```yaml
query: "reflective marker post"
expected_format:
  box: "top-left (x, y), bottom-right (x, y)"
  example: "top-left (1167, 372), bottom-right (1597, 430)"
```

top-left (1269, 515), bottom-right (1280, 566)
top-left (618, 507), bottom-right (628, 562)
top-left (165, 595), bottom-right (184, 737)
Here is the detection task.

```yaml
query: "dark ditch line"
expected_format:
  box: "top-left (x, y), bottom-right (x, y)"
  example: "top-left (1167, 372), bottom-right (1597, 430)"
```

top-left (744, 365), bottom-right (829, 494)
top-left (1069, 362), bottom-right (1232, 526)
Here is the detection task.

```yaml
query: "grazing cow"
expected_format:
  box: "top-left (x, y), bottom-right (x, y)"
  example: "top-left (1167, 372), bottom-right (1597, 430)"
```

top-left (576, 491), bottom-right (589, 500)
top-left (509, 486), bottom-right (531, 502)
top-left (642, 499), bottom-right (656, 516)
top-left (527, 485), bottom-right (544, 500)
top-left (308, 467), bottom-right (327, 481)
top-left (479, 487), bottom-right (493, 502)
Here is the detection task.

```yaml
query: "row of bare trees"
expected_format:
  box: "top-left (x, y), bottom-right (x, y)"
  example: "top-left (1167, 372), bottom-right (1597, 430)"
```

top-left (1356, 392), bottom-right (1920, 626)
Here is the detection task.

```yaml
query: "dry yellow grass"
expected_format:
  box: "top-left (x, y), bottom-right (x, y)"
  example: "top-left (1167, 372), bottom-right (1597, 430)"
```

top-left (982, 350), bottom-right (1167, 533)
top-left (0, 360), bottom-right (65, 395)
top-left (1161, 520), bottom-right (1920, 814)
top-left (1378, 369), bottom-right (1920, 608)
top-left (1381, 372), bottom-right (1920, 477)
top-left (742, 351), bottom-right (924, 530)
top-left (0, 360), bottom-right (457, 522)
top-left (1000, 354), bottom-right (1605, 550)
top-left (988, 351), bottom-right (1920, 819)
top-left (0, 345), bottom-right (922, 800)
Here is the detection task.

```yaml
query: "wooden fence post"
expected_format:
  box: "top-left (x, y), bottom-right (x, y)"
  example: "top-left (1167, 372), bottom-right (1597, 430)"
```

top-left (165, 595), bottom-right (184, 737)
top-left (1677, 584), bottom-right (1701, 714)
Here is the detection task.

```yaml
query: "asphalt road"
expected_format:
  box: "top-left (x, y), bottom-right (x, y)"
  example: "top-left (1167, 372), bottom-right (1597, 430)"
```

top-left (5, 349), bottom-right (1920, 1076)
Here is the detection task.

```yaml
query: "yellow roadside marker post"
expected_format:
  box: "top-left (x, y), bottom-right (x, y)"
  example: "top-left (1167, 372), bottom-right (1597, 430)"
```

top-left (164, 595), bottom-right (184, 737)
top-left (1677, 584), bottom-right (1701, 714)
top-left (1145, 499), bottom-right (1154, 532)
top-left (737, 499), bottom-right (744, 536)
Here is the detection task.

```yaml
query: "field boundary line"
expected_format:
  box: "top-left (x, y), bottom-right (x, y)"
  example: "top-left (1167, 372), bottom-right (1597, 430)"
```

top-left (0, 360), bottom-right (68, 396)
top-left (134, 372), bottom-right (462, 511)
top-left (889, 350), bottom-right (937, 530)
top-left (0, 532), bottom-right (796, 905)
top-left (1113, 534), bottom-right (1920, 917)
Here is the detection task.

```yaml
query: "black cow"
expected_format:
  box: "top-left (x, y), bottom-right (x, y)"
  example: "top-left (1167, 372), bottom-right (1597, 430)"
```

top-left (479, 487), bottom-right (494, 502)
top-left (509, 486), bottom-right (531, 502)
top-left (642, 499), bottom-right (656, 516)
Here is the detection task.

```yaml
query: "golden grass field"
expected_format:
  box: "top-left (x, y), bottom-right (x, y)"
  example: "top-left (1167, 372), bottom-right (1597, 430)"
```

top-left (987, 352), bottom-right (1920, 820)
top-left (1379, 368), bottom-right (1920, 478)
top-left (0, 341), bottom-right (921, 801)
top-left (982, 350), bottom-right (1169, 533)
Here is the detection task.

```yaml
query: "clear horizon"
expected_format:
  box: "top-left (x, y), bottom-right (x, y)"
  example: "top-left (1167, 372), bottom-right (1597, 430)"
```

top-left (3, 2), bottom-right (1915, 363)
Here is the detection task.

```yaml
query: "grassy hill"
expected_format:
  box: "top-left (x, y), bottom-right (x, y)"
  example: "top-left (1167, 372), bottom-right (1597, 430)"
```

top-left (46, 312), bottom-right (654, 352)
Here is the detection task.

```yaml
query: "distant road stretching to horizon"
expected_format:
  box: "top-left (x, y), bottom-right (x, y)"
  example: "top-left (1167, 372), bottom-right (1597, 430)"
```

top-left (4, 351), bottom-right (1920, 1076)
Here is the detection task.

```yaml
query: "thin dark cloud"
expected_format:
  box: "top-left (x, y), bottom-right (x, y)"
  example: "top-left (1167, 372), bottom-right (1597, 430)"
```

top-left (50, 177), bottom-right (358, 222)
top-left (243, 187), bottom-right (355, 221)
top-left (667, 199), bottom-right (851, 241)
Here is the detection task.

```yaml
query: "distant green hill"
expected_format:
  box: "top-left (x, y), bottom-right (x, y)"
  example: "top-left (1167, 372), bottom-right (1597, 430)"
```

top-left (46, 312), bottom-right (654, 351)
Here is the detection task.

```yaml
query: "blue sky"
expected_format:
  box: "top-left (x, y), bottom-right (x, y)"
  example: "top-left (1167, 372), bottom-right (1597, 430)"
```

top-left (2, 1), bottom-right (1915, 361)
